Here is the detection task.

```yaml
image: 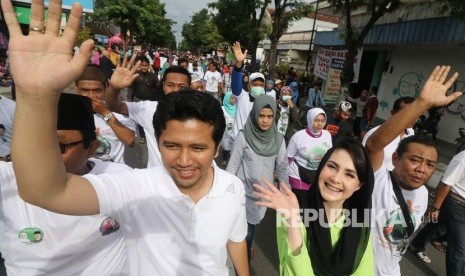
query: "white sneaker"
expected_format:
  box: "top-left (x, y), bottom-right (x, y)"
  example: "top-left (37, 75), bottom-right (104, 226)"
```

top-left (416, 251), bottom-right (432, 263)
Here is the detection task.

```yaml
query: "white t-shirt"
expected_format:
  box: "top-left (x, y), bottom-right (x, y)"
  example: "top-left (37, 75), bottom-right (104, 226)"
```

top-left (221, 107), bottom-right (235, 151)
top-left (232, 90), bottom-right (254, 139)
top-left (362, 126), bottom-right (414, 171)
top-left (94, 113), bottom-right (136, 164)
top-left (84, 163), bottom-right (247, 275)
top-left (265, 89), bottom-right (276, 101)
top-left (441, 150), bottom-right (465, 198)
top-left (0, 159), bottom-right (131, 276)
top-left (203, 71), bottom-right (222, 92)
top-left (287, 129), bottom-right (332, 180)
top-left (277, 106), bottom-right (290, 136)
top-left (126, 101), bottom-right (161, 167)
top-left (372, 164), bottom-right (428, 276)
top-left (0, 96), bottom-right (15, 157)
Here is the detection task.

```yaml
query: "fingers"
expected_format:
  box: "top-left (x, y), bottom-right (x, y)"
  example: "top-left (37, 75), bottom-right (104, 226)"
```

top-left (262, 178), bottom-right (279, 192)
top-left (45, 0), bottom-right (63, 36)
top-left (279, 182), bottom-right (293, 195)
top-left (62, 2), bottom-right (83, 43)
top-left (131, 61), bottom-right (141, 75)
top-left (444, 72), bottom-right (459, 89)
top-left (70, 39), bottom-right (94, 79)
top-left (29, 0), bottom-right (45, 36)
top-left (437, 66), bottom-right (450, 84)
top-left (447, 91), bottom-right (463, 104)
top-left (1, 0), bottom-right (22, 37)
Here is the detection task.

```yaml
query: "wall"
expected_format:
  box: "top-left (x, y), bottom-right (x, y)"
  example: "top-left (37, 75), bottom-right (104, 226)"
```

top-left (375, 44), bottom-right (465, 143)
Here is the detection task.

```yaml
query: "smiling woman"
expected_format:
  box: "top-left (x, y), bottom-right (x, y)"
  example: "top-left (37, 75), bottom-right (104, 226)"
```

top-left (254, 139), bottom-right (375, 276)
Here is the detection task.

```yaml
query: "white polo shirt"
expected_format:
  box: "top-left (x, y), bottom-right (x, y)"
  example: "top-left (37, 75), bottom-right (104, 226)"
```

top-left (442, 150), bottom-right (465, 199)
top-left (84, 162), bottom-right (247, 275)
top-left (126, 101), bottom-right (161, 167)
top-left (0, 159), bottom-right (131, 276)
top-left (232, 90), bottom-right (253, 139)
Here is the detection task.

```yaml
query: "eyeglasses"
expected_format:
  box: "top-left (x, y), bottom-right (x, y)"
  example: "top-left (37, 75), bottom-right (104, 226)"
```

top-left (59, 140), bottom-right (84, 154)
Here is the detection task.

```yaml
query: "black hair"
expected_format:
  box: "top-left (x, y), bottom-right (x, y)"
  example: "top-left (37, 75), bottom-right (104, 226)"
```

top-left (161, 66), bottom-right (191, 86)
top-left (395, 135), bottom-right (437, 158)
top-left (138, 56), bottom-right (150, 64)
top-left (75, 64), bottom-right (107, 87)
top-left (178, 57), bottom-right (189, 66)
top-left (153, 90), bottom-right (226, 147)
top-left (370, 86), bottom-right (379, 95)
top-left (0, 124), bottom-right (4, 130)
top-left (392, 96), bottom-right (415, 113)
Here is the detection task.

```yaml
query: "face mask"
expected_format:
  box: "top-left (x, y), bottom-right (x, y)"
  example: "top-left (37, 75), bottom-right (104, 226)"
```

top-left (281, 95), bottom-right (292, 102)
top-left (250, 86), bottom-right (265, 98)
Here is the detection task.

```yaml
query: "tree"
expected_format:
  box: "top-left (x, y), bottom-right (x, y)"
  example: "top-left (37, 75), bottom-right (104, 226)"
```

top-left (179, 9), bottom-right (225, 54)
top-left (209, 0), bottom-right (271, 70)
top-left (437, 0), bottom-right (465, 19)
top-left (268, 0), bottom-right (312, 81)
top-left (92, 0), bottom-right (175, 48)
top-left (328, 0), bottom-right (400, 87)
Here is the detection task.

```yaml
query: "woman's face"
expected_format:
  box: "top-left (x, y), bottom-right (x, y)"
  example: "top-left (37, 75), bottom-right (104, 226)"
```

top-left (266, 83), bottom-right (273, 90)
top-left (229, 95), bottom-right (236, 105)
top-left (257, 108), bottom-right (274, 131)
top-left (318, 149), bottom-right (361, 207)
top-left (312, 114), bottom-right (326, 133)
top-left (243, 76), bottom-right (249, 83)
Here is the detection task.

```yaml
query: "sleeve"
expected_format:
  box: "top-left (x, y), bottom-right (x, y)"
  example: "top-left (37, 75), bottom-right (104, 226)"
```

top-left (226, 133), bottom-right (246, 175)
top-left (83, 171), bottom-right (144, 224)
top-left (228, 183), bottom-right (247, 242)
top-left (231, 67), bottom-right (243, 96)
top-left (287, 133), bottom-right (298, 162)
top-left (277, 219), bottom-right (313, 276)
top-left (289, 106), bottom-right (299, 128)
top-left (442, 155), bottom-right (465, 187)
top-left (318, 92), bottom-right (326, 106)
top-left (217, 72), bottom-right (223, 83)
top-left (126, 101), bottom-right (157, 130)
top-left (115, 113), bottom-right (136, 131)
top-left (276, 140), bottom-right (290, 186)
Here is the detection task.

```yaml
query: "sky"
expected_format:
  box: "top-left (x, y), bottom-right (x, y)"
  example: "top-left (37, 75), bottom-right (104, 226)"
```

top-left (160, 0), bottom-right (215, 45)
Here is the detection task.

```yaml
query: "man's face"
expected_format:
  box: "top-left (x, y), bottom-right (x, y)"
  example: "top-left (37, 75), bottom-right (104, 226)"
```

top-left (248, 79), bottom-right (265, 90)
top-left (163, 73), bottom-right (190, 94)
top-left (57, 130), bottom-right (93, 175)
top-left (393, 143), bottom-right (438, 190)
top-left (190, 81), bottom-right (202, 92)
top-left (337, 110), bottom-right (352, 121)
top-left (209, 64), bottom-right (216, 72)
top-left (179, 62), bottom-right (189, 69)
top-left (140, 61), bottom-right (150, 73)
top-left (159, 119), bottom-right (218, 194)
top-left (76, 80), bottom-right (106, 101)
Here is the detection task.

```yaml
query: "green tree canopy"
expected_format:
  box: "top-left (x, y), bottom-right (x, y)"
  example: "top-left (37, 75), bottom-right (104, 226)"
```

top-left (92, 0), bottom-right (175, 48)
top-left (209, 0), bottom-right (271, 69)
top-left (179, 9), bottom-right (225, 54)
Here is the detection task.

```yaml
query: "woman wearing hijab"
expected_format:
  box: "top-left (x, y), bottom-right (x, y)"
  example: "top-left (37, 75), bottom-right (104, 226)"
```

top-left (289, 81), bottom-right (299, 105)
top-left (287, 108), bottom-right (332, 208)
top-left (227, 95), bottom-right (289, 262)
top-left (265, 80), bottom-right (277, 100)
top-left (254, 139), bottom-right (374, 275)
top-left (276, 86), bottom-right (299, 144)
top-left (220, 92), bottom-right (237, 167)
top-left (242, 74), bottom-right (250, 92)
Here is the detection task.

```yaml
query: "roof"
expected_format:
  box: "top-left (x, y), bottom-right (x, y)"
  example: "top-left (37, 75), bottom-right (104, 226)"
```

top-left (314, 17), bottom-right (465, 47)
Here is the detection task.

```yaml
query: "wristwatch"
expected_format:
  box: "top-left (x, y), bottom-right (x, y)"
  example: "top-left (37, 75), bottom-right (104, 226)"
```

top-left (103, 113), bottom-right (114, 123)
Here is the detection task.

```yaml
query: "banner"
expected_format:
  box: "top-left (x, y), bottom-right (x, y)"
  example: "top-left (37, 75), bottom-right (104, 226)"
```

top-left (314, 48), bottom-right (363, 83)
top-left (13, 6), bottom-right (66, 25)
top-left (13, 0), bottom-right (94, 12)
top-left (323, 57), bottom-right (343, 102)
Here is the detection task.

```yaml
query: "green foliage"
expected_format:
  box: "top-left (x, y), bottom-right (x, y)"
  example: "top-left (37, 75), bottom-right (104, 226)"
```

top-left (275, 62), bottom-right (290, 77)
top-left (209, 0), bottom-right (271, 67)
top-left (179, 9), bottom-right (225, 54)
top-left (75, 27), bottom-right (92, 47)
top-left (435, 0), bottom-right (465, 19)
top-left (92, 0), bottom-right (175, 48)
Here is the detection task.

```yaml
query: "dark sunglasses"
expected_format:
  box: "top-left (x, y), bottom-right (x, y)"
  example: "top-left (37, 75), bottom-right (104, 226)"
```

top-left (59, 140), bottom-right (84, 154)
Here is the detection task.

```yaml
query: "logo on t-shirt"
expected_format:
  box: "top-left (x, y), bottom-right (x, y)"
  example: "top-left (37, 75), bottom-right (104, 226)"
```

top-left (95, 134), bottom-right (112, 161)
top-left (383, 199), bottom-right (416, 257)
top-left (100, 217), bottom-right (120, 236)
top-left (18, 227), bottom-right (44, 244)
top-left (325, 124), bottom-right (340, 137)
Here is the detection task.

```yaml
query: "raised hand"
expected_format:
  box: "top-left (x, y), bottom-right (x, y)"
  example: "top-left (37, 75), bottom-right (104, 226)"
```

top-left (232, 41), bottom-right (247, 67)
top-left (253, 180), bottom-right (300, 220)
top-left (419, 66), bottom-right (462, 107)
top-left (109, 51), bottom-right (141, 91)
top-left (1, 0), bottom-right (93, 96)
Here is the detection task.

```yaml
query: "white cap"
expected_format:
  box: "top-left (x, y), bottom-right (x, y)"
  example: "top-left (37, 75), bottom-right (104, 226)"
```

top-left (249, 72), bottom-right (265, 82)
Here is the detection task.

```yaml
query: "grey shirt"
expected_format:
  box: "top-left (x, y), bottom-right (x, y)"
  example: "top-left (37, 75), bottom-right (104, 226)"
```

top-left (226, 132), bottom-right (289, 224)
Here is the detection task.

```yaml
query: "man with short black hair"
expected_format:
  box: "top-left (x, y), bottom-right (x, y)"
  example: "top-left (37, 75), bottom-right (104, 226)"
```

top-left (324, 100), bottom-right (353, 144)
top-left (203, 61), bottom-right (223, 100)
top-left (365, 66), bottom-right (461, 276)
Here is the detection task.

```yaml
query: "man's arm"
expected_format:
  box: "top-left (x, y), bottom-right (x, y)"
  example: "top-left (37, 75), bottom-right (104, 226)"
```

top-left (365, 66), bottom-right (461, 171)
top-left (227, 240), bottom-right (249, 276)
top-left (231, 42), bottom-right (247, 96)
top-left (105, 52), bottom-right (140, 115)
top-left (5, 0), bottom-right (101, 215)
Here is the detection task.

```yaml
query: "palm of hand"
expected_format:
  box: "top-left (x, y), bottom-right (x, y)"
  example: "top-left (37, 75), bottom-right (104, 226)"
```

top-left (110, 67), bottom-right (136, 90)
top-left (9, 35), bottom-right (77, 94)
top-left (420, 81), bottom-right (450, 106)
top-left (232, 42), bottom-right (247, 64)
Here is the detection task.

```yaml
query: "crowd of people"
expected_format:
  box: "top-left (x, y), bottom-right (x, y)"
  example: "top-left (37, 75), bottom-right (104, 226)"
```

top-left (1, 0), bottom-right (465, 275)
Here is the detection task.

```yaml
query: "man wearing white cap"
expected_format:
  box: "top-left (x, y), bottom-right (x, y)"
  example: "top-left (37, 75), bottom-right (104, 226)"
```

top-left (231, 42), bottom-right (267, 140)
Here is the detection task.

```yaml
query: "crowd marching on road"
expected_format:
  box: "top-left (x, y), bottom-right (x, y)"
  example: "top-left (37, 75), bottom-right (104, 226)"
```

top-left (0, 0), bottom-right (465, 275)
